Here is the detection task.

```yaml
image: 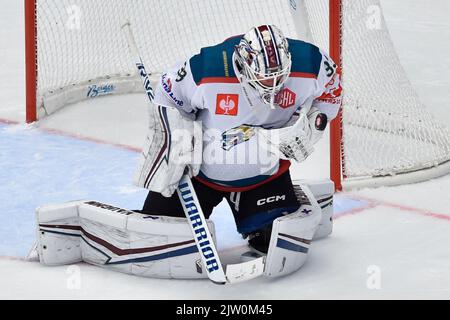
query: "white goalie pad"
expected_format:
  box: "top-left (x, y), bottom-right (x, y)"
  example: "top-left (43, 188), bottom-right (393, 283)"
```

top-left (36, 201), bottom-right (85, 266)
top-left (134, 104), bottom-right (203, 197)
top-left (294, 179), bottom-right (335, 240)
top-left (36, 201), bottom-right (216, 279)
top-left (264, 184), bottom-right (322, 278)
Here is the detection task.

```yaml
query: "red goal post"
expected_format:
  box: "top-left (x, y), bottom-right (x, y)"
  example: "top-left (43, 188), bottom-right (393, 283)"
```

top-left (329, 0), bottom-right (343, 191)
top-left (25, 0), bottom-right (37, 124)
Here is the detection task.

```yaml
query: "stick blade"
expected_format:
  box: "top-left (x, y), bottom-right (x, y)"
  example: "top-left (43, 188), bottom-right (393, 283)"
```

top-left (225, 257), bottom-right (265, 284)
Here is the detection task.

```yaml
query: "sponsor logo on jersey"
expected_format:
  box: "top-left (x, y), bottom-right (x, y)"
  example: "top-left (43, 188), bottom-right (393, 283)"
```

top-left (317, 72), bottom-right (342, 104)
top-left (221, 125), bottom-right (256, 151)
top-left (216, 94), bottom-right (239, 116)
top-left (161, 73), bottom-right (184, 107)
top-left (257, 195), bottom-right (287, 206)
top-left (275, 88), bottom-right (296, 109)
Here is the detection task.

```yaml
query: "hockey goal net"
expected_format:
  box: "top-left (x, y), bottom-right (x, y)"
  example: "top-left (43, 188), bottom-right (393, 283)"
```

top-left (25, 0), bottom-right (450, 189)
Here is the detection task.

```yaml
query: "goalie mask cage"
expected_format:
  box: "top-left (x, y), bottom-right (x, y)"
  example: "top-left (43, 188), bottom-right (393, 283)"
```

top-left (25, 0), bottom-right (450, 190)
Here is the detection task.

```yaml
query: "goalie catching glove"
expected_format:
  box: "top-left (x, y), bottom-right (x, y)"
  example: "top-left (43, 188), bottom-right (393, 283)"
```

top-left (258, 106), bottom-right (328, 162)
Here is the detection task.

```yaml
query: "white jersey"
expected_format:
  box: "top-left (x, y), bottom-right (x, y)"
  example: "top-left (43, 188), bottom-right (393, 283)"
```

top-left (153, 36), bottom-right (342, 191)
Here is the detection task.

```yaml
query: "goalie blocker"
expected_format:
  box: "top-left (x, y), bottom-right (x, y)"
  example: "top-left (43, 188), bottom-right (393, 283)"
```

top-left (34, 180), bottom-right (333, 280)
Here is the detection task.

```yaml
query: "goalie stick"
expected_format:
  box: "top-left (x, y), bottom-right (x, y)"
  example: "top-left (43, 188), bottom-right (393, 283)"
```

top-left (121, 22), bottom-right (264, 284)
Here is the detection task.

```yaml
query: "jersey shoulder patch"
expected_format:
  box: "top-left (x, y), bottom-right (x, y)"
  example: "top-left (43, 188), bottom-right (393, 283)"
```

top-left (287, 39), bottom-right (322, 78)
top-left (189, 36), bottom-right (241, 85)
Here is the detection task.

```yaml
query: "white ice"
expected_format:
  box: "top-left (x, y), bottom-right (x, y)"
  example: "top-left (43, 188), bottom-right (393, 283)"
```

top-left (0, 0), bottom-right (450, 299)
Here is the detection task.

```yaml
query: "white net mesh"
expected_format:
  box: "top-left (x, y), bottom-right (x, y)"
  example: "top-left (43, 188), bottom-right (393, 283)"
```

top-left (34, 0), bottom-right (450, 185)
top-left (302, 0), bottom-right (450, 181)
top-left (36, 0), bottom-right (297, 98)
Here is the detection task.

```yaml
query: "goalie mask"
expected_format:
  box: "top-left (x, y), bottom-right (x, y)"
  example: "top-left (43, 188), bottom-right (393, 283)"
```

top-left (234, 25), bottom-right (292, 107)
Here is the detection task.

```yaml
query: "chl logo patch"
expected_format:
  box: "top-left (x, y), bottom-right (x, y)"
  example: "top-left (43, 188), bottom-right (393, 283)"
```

top-left (216, 94), bottom-right (239, 116)
top-left (275, 88), bottom-right (296, 109)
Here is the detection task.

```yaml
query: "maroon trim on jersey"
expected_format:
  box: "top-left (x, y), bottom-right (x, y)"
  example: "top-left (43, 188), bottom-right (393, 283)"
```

top-left (197, 77), bottom-right (240, 86)
top-left (194, 160), bottom-right (292, 192)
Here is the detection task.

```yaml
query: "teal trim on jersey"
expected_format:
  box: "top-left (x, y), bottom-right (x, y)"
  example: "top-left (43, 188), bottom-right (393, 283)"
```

top-left (189, 36), bottom-right (242, 85)
top-left (287, 39), bottom-right (322, 77)
top-left (189, 37), bottom-right (322, 85)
